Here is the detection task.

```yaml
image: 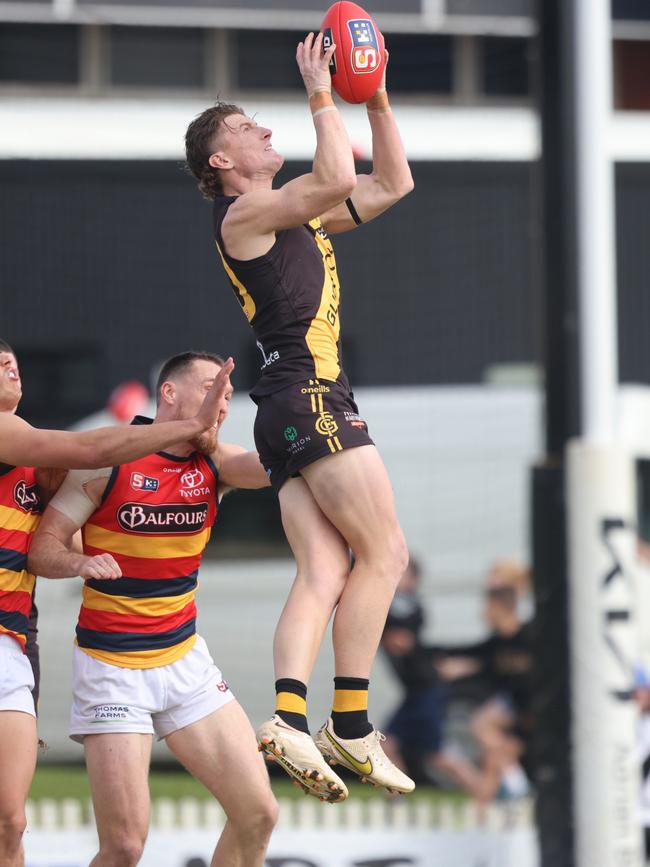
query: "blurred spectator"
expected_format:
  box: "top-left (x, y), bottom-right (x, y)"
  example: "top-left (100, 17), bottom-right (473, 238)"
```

top-left (380, 556), bottom-right (494, 798)
top-left (380, 557), bottom-right (445, 782)
top-left (437, 558), bottom-right (534, 800)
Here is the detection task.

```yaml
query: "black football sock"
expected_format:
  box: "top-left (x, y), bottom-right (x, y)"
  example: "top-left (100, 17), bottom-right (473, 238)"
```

top-left (275, 678), bottom-right (309, 734)
top-left (330, 676), bottom-right (373, 738)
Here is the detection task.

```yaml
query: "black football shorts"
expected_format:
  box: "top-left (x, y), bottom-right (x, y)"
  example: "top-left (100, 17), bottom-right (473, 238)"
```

top-left (253, 378), bottom-right (374, 493)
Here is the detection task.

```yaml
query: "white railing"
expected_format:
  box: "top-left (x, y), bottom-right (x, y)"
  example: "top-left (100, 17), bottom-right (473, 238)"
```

top-left (26, 795), bottom-right (535, 831)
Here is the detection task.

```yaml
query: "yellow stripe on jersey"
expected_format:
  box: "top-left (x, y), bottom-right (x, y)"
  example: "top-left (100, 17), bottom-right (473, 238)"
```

top-left (0, 504), bottom-right (41, 535)
top-left (77, 633), bottom-right (197, 669)
top-left (82, 585), bottom-right (196, 617)
top-left (0, 624), bottom-right (25, 645)
top-left (305, 219), bottom-right (342, 381)
top-left (0, 570), bottom-right (36, 594)
top-left (215, 241), bottom-right (257, 322)
top-left (83, 523), bottom-right (211, 559)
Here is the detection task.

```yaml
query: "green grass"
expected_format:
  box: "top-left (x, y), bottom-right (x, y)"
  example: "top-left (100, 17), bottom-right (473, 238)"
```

top-left (30, 763), bottom-right (456, 805)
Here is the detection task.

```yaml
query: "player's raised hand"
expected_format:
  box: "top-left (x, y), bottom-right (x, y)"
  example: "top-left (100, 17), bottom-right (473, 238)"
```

top-left (196, 357), bottom-right (234, 434)
top-left (379, 48), bottom-right (388, 91)
top-left (297, 31), bottom-right (336, 97)
top-left (79, 553), bottom-right (122, 581)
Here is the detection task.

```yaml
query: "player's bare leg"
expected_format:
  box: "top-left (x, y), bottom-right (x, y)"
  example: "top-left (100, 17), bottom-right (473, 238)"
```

top-left (275, 476), bottom-right (350, 684)
top-left (258, 477), bottom-right (349, 801)
top-left (300, 445), bottom-right (408, 680)
top-left (297, 445), bottom-right (414, 793)
top-left (0, 712), bottom-right (37, 867)
top-left (166, 701), bottom-right (277, 867)
top-left (85, 733), bottom-right (152, 867)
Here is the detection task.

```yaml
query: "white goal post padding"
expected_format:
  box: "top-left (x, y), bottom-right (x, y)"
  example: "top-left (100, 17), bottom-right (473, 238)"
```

top-left (567, 439), bottom-right (644, 867)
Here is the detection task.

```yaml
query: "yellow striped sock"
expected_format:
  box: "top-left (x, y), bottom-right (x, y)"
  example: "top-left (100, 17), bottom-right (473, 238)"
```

top-left (331, 677), bottom-right (372, 738)
top-left (332, 688), bottom-right (368, 713)
top-left (275, 691), bottom-right (307, 716)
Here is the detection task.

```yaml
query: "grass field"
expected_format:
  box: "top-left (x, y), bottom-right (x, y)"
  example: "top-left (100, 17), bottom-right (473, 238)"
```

top-left (29, 763), bottom-right (452, 806)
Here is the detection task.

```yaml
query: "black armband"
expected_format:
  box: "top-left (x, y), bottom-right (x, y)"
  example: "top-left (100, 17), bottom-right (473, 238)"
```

top-left (345, 197), bottom-right (363, 226)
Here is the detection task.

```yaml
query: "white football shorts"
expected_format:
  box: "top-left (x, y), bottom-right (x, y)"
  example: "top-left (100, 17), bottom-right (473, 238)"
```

top-left (0, 633), bottom-right (36, 717)
top-left (70, 634), bottom-right (233, 742)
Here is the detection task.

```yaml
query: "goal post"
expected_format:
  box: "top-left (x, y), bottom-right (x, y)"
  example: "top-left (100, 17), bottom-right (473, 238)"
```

top-left (566, 440), bottom-right (643, 867)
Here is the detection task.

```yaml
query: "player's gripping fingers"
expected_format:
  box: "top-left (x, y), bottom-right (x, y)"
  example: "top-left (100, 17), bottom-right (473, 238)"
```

top-left (323, 40), bottom-right (337, 66)
top-left (81, 554), bottom-right (122, 581)
top-left (298, 31), bottom-right (332, 96)
top-left (380, 48), bottom-right (389, 90)
top-left (198, 357), bottom-right (234, 431)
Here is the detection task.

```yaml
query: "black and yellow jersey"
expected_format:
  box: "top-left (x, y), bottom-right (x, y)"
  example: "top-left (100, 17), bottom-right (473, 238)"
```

top-left (213, 195), bottom-right (349, 400)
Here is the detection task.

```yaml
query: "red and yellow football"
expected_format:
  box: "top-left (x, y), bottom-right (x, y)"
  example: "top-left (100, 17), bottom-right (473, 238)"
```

top-left (321, 1), bottom-right (385, 104)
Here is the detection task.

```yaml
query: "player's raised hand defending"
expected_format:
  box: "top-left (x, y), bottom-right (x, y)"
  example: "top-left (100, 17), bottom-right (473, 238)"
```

top-left (196, 356), bottom-right (234, 434)
top-left (297, 31), bottom-right (336, 97)
top-left (79, 553), bottom-right (122, 581)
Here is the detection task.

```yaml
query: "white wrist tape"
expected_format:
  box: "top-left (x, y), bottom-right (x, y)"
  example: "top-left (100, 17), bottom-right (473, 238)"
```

top-left (312, 105), bottom-right (338, 119)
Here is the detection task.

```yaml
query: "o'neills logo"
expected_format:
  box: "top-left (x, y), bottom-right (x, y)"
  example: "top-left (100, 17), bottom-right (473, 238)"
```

top-left (117, 501), bottom-right (208, 534)
top-left (14, 480), bottom-right (41, 513)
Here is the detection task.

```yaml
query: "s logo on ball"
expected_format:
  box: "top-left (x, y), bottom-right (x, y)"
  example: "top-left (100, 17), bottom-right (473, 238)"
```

top-left (348, 18), bottom-right (380, 74)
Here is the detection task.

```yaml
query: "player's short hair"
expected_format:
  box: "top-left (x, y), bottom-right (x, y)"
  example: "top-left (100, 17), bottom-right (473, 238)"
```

top-left (0, 338), bottom-right (15, 356)
top-left (156, 351), bottom-right (225, 405)
top-left (185, 102), bottom-right (246, 201)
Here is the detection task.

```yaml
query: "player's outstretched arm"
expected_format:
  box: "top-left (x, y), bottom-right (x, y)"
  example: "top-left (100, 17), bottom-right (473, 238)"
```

top-left (215, 442), bottom-right (271, 491)
top-left (28, 503), bottom-right (120, 581)
top-left (222, 32), bottom-right (356, 244)
top-left (0, 358), bottom-right (234, 469)
top-left (320, 52), bottom-right (414, 234)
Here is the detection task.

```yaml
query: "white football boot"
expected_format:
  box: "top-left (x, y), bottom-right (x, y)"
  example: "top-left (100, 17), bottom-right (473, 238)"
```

top-left (257, 715), bottom-right (348, 802)
top-left (314, 717), bottom-right (415, 794)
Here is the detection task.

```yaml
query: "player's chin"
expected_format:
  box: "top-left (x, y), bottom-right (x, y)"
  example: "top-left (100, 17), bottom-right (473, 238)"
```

top-left (268, 151), bottom-right (285, 171)
top-left (190, 429), bottom-right (218, 455)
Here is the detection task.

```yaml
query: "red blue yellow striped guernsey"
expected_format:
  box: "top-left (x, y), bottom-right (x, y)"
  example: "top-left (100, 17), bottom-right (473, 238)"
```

top-left (0, 464), bottom-right (41, 651)
top-left (78, 445), bottom-right (218, 669)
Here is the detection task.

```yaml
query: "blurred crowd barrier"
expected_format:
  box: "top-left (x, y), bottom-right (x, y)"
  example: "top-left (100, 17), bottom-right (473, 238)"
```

top-left (24, 796), bottom-right (537, 867)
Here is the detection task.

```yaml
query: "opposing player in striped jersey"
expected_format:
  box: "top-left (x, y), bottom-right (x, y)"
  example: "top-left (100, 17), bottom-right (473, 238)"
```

top-left (184, 35), bottom-right (414, 796)
top-left (0, 339), bottom-right (232, 867)
top-left (28, 351), bottom-right (278, 867)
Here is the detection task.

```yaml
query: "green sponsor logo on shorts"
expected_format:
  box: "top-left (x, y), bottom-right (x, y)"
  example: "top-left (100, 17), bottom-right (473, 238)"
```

top-left (284, 426), bottom-right (298, 442)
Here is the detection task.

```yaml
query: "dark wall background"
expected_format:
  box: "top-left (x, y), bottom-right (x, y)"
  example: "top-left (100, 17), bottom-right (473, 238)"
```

top-left (0, 158), bottom-right (646, 427)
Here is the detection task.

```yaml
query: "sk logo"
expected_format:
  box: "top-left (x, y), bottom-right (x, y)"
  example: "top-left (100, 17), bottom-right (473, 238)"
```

top-left (315, 412), bottom-right (339, 437)
top-left (284, 426), bottom-right (298, 442)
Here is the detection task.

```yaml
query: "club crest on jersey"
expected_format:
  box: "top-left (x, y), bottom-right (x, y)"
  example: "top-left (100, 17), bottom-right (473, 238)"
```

top-left (130, 472), bottom-right (159, 492)
top-left (13, 480), bottom-right (41, 513)
top-left (347, 19), bottom-right (380, 74)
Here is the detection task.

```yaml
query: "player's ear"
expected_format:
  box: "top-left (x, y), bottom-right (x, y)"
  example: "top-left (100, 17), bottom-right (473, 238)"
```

top-left (160, 381), bottom-right (176, 407)
top-left (209, 151), bottom-right (232, 170)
